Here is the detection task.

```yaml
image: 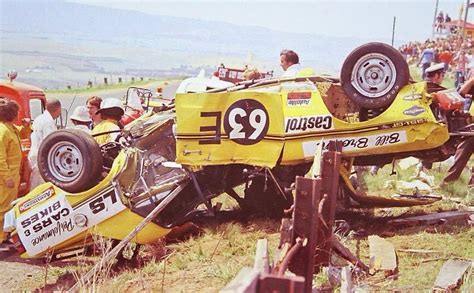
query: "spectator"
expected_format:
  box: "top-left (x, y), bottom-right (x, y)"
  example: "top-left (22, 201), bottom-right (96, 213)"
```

top-left (86, 96), bottom-right (102, 129)
top-left (91, 98), bottom-right (123, 144)
top-left (69, 106), bottom-right (92, 133)
top-left (438, 47), bottom-right (453, 72)
top-left (28, 98), bottom-right (61, 189)
top-left (454, 50), bottom-right (469, 88)
top-left (445, 14), bottom-right (451, 23)
top-left (0, 99), bottom-right (22, 243)
top-left (418, 45), bottom-right (435, 80)
top-left (280, 49), bottom-right (300, 77)
top-left (436, 11), bottom-right (444, 33)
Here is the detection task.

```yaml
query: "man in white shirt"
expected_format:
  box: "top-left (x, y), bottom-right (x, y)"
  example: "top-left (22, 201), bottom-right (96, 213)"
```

top-left (280, 49), bottom-right (300, 77)
top-left (28, 98), bottom-right (61, 189)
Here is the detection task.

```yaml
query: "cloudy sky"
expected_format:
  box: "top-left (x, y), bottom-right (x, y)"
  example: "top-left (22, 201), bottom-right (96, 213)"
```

top-left (68, 0), bottom-right (473, 43)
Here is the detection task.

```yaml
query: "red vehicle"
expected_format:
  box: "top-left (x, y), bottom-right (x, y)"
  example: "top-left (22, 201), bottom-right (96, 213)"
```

top-left (0, 71), bottom-right (47, 196)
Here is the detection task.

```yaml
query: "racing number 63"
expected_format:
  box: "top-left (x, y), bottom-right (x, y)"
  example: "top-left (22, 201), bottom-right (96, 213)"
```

top-left (224, 99), bottom-right (270, 145)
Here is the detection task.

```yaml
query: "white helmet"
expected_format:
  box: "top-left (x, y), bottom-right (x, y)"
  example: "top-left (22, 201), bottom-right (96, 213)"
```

top-left (70, 106), bottom-right (91, 122)
top-left (96, 98), bottom-right (124, 115)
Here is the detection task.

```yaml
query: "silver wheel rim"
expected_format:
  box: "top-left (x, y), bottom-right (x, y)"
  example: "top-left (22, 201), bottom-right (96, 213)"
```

top-left (48, 142), bottom-right (84, 182)
top-left (351, 52), bottom-right (397, 98)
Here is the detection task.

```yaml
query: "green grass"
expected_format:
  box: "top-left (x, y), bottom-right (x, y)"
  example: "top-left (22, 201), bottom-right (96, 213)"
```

top-left (87, 163), bottom-right (473, 292)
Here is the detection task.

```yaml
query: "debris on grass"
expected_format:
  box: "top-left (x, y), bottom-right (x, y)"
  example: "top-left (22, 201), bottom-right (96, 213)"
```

top-left (368, 235), bottom-right (398, 277)
top-left (388, 210), bottom-right (474, 227)
top-left (433, 258), bottom-right (472, 291)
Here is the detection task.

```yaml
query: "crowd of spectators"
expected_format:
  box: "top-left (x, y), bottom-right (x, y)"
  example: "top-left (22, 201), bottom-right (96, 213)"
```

top-left (399, 33), bottom-right (474, 87)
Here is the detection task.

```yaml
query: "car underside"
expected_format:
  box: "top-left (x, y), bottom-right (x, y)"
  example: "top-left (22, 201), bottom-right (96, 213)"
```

top-left (4, 42), bottom-right (474, 259)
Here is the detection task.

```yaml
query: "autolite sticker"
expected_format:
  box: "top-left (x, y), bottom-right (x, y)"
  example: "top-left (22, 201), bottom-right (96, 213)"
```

top-left (403, 94), bottom-right (422, 101)
top-left (403, 106), bottom-right (426, 116)
top-left (285, 115), bottom-right (333, 134)
top-left (19, 187), bottom-right (55, 213)
top-left (287, 92), bottom-right (311, 106)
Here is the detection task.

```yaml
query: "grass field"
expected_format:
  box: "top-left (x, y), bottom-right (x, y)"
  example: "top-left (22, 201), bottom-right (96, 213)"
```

top-left (62, 162), bottom-right (472, 292)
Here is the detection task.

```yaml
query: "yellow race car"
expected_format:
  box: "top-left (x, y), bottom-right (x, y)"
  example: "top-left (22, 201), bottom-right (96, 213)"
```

top-left (4, 42), bottom-right (471, 259)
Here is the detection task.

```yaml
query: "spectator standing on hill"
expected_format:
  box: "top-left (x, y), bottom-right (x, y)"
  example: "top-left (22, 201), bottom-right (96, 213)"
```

top-left (86, 96), bottom-right (102, 129)
top-left (438, 48), bottom-right (453, 72)
top-left (454, 50), bottom-right (469, 88)
top-left (28, 98), bottom-right (61, 189)
top-left (280, 49), bottom-right (300, 77)
top-left (445, 14), bottom-right (452, 23)
top-left (418, 45), bottom-right (435, 80)
top-left (436, 11), bottom-right (444, 33)
top-left (0, 99), bottom-right (22, 243)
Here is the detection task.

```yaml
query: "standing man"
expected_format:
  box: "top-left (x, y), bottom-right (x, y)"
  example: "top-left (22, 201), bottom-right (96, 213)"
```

top-left (454, 50), bottom-right (469, 88)
top-left (0, 99), bottom-right (22, 243)
top-left (280, 49), bottom-right (300, 77)
top-left (28, 98), bottom-right (61, 189)
top-left (86, 95), bottom-right (102, 129)
top-left (418, 44), bottom-right (435, 80)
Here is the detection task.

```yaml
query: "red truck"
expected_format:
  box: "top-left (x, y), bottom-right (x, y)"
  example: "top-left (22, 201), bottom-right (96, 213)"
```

top-left (0, 71), bottom-right (47, 196)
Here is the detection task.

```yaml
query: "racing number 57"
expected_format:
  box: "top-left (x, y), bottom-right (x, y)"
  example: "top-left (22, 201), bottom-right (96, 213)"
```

top-left (89, 190), bottom-right (118, 214)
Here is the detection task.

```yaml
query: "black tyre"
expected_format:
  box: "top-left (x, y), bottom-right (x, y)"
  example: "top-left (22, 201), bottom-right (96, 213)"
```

top-left (38, 129), bottom-right (103, 193)
top-left (341, 42), bottom-right (409, 109)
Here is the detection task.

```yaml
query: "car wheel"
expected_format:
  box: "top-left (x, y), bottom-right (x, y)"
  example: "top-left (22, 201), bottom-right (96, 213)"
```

top-left (340, 42), bottom-right (409, 109)
top-left (38, 129), bottom-right (103, 193)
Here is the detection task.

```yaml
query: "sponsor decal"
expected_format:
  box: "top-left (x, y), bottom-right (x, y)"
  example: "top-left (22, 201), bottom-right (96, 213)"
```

top-left (19, 187), bottom-right (55, 213)
top-left (287, 92), bottom-right (311, 106)
top-left (403, 106), bottom-right (426, 116)
top-left (384, 118), bottom-right (428, 129)
top-left (302, 130), bottom-right (407, 158)
top-left (16, 187), bottom-right (126, 257)
top-left (403, 94), bottom-right (422, 101)
top-left (285, 115), bottom-right (333, 134)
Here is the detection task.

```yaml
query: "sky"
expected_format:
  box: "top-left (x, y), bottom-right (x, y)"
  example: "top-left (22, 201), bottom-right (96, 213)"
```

top-left (68, 0), bottom-right (474, 43)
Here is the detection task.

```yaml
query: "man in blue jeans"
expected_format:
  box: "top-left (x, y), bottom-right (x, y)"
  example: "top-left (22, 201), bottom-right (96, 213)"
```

top-left (418, 45), bottom-right (435, 80)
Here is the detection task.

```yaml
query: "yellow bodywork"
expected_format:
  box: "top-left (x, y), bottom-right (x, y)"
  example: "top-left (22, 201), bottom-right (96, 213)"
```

top-left (13, 151), bottom-right (170, 258)
top-left (175, 82), bottom-right (448, 167)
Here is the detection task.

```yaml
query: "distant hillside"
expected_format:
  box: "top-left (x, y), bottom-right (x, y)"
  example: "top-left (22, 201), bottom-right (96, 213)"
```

top-left (0, 0), bottom-right (385, 88)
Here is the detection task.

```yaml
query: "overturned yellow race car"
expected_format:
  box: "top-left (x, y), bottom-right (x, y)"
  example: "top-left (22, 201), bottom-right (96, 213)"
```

top-left (4, 42), bottom-right (472, 259)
